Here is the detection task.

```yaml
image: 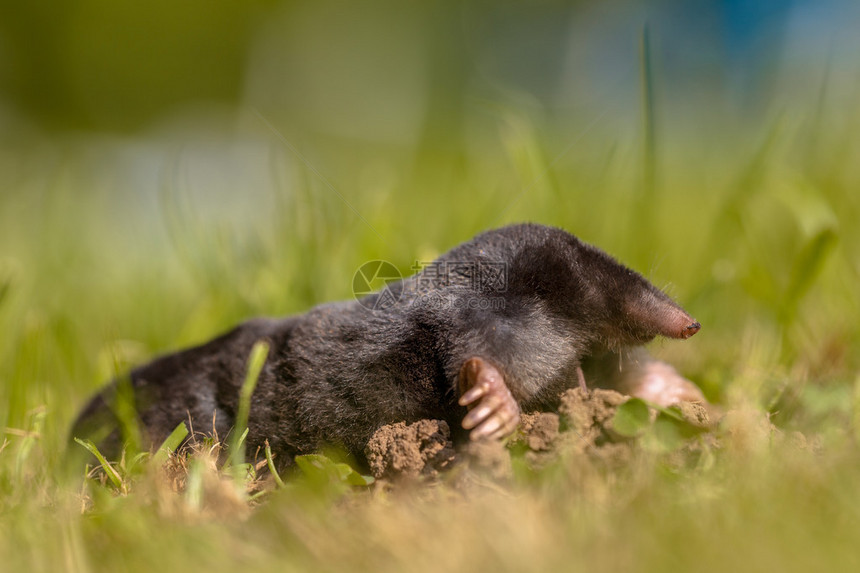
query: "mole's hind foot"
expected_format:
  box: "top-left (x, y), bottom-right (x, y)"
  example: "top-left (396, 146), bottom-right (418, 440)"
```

top-left (458, 357), bottom-right (520, 441)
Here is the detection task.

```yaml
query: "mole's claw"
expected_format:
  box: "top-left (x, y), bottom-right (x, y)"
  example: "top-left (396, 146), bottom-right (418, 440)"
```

top-left (473, 402), bottom-right (521, 441)
top-left (458, 357), bottom-right (521, 440)
top-left (459, 384), bottom-right (489, 407)
top-left (471, 415), bottom-right (503, 440)
top-left (463, 403), bottom-right (491, 429)
top-left (462, 391), bottom-right (507, 428)
top-left (486, 416), bottom-right (520, 441)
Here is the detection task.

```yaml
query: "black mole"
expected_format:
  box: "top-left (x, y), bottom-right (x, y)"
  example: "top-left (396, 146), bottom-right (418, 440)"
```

top-left (72, 223), bottom-right (704, 466)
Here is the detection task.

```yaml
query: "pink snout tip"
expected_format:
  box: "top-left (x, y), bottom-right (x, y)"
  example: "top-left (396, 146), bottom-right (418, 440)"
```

top-left (681, 321), bottom-right (701, 339)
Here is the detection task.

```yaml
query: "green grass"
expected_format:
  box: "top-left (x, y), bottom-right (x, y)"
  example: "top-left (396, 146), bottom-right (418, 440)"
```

top-left (2, 92), bottom-right (860, 572)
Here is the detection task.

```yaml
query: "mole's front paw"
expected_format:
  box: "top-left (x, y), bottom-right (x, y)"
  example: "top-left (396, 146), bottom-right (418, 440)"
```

top-left (457, 357), bottom-right (521, 441)
top-left (626, 360), bottom-right (706, 407)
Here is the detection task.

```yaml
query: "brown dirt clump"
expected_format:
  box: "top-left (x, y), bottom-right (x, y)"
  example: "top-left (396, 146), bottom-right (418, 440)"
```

top-left (519, 412), bottom-right (561, 451)
top-left (364, 389), bottom-right (635, 480)
top-left (558, 387), bottom-right (629, 448)
top-left (675, 401), bottom-right (712, 429)
top-left (361, 388), bottom-right (816, 486)
top-left (365, 419), bottom-right (456, 480)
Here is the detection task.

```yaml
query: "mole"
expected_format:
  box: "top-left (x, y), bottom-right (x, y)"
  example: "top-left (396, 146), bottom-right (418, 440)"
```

top-left (72, 223), bottom-right (704, 467)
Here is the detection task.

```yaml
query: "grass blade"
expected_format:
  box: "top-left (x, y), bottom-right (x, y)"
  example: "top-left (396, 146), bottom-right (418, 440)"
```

top-left (229, 340), bottom-right (270, 483)
top-left (151, 422), bottom-right (190, 466)
top-left (264, 440), bottom-right (285, 489)
top-left (74, 438), bottom-right (124, 491)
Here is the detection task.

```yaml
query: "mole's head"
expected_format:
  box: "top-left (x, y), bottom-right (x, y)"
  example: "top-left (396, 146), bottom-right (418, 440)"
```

top-left (502, 224), bottom-right (700, 350)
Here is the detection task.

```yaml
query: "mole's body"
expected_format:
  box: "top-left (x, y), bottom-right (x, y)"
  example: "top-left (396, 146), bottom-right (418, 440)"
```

top-left (73, 224), bottom-right (704, 465)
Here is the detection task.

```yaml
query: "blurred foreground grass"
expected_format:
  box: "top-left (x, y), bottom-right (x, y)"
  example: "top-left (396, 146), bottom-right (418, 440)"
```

top-left (2, 95), bottom-right (860, 572)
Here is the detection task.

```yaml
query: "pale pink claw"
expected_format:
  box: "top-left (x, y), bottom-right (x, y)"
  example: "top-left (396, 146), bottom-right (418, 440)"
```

top-left (459, 384), bottom-right (488, 407)
top-left (458, 357), bottom-right (521, 441)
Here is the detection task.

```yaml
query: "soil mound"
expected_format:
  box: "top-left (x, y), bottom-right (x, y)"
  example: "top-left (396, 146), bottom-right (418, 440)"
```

top-left (364, 388), bottom-right (728, 482)
top-left (364, 419), bottom-right (456, 480)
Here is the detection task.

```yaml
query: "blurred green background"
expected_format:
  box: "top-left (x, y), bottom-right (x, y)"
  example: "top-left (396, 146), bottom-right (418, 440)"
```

top-left (2, 0), bottom-right (859, 436)
top-left (2, 0), bottom-right (859, 449)
top-left (2, 1), bottom-right (860, 570)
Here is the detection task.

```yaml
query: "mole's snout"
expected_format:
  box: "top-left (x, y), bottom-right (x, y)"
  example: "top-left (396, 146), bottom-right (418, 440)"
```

top-left (652, 305), bottom-right (701, 340)
top-left (682, 321), bottom-right (701, 339)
